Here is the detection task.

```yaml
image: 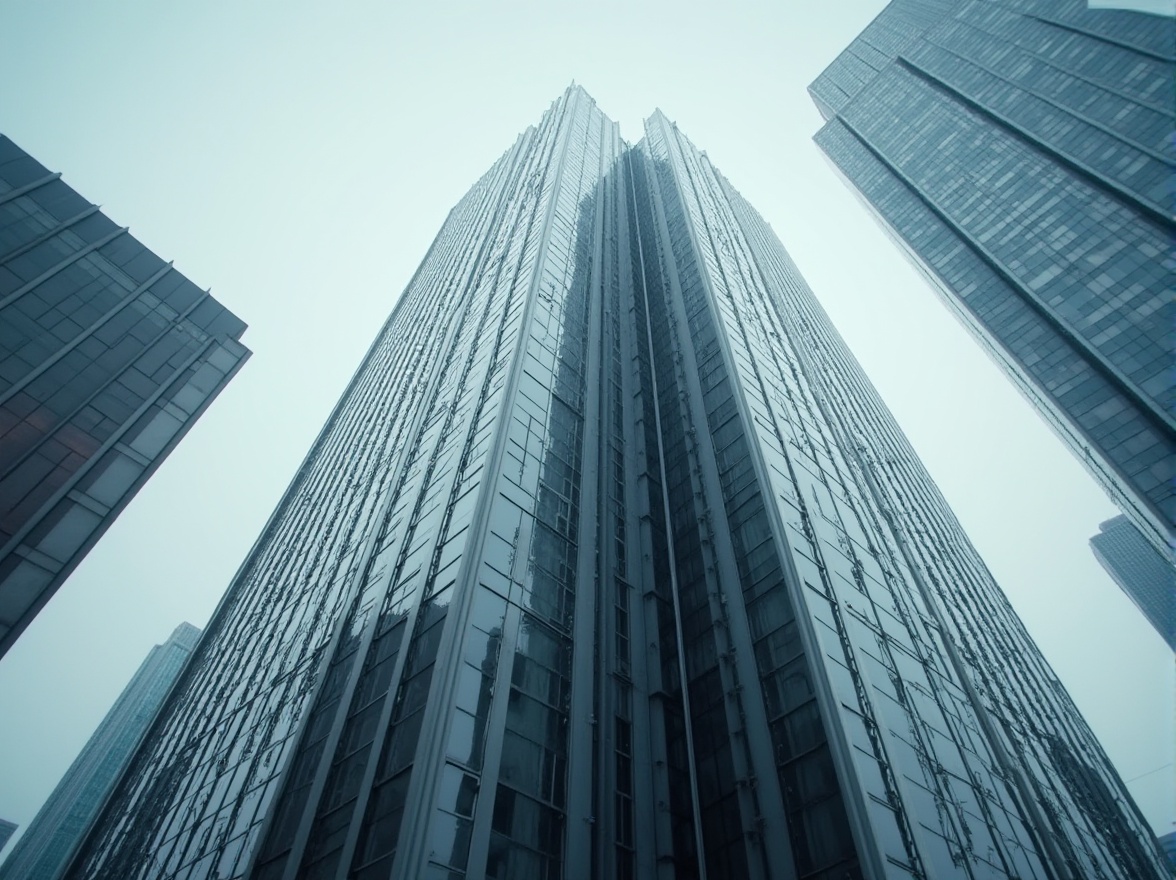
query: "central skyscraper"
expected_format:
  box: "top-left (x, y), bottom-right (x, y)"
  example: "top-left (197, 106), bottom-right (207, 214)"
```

top-left (67, 88), bottom-right (1167, 880)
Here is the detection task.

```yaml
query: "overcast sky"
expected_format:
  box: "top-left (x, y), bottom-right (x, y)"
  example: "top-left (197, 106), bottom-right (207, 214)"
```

top-left (0, 0), bottom-right (1171, 860)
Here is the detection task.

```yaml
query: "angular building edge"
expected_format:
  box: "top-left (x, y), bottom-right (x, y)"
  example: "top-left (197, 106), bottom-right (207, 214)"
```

top-left (0, 133), bottom-right (252, 657)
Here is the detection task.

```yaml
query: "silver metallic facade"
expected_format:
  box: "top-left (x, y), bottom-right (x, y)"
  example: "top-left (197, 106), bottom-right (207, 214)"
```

top-left (0, 623), bottom-right (201, 880)
top-left (68, 88), bottom-right (1167, 880)
top-left (809, 0), bottom-right (1175, 564)
top-left (0, 136), bottom-right (250, 656)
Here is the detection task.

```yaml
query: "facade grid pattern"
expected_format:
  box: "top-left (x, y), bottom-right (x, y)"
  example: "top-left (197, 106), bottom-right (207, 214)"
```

top-left (809, 0), bottom-right (1175, 563)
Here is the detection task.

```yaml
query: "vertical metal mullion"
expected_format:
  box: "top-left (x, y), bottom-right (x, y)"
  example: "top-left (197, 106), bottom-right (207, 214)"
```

top-left (678, 120), bottom-right (884, 878)
top-left (327, 131), bottom-right (540, 880)
top-left (749, 150), bottom-right (929, 875)
top-left (565, 110), bottom-right (610, 878)
top-left (237, 139), bottom-right (523, 880)
top-left (644, 123), bottom-right (794, 880)
top-left (626, 142), bottom-right (710, 880)
top-left (277, 564), bottom-right (389, 877)
top-left (618, 147), bottom-right (671, 880)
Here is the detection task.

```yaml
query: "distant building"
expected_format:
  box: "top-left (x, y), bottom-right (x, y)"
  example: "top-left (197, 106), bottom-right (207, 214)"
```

top-left (810, 0), bottom-right (1175, 566)
top-left (0, 136), bottom-right (250, 657)
top-left (1092, 515), bottom-right (1176, 650)
top-left (0, 623), bottom-right (200, 880)
top-left (0, 820), bottom-right (16, 854)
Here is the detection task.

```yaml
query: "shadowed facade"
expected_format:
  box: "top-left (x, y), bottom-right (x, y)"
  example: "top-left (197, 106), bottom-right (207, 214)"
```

top-left (0, 137), bottom-right (250, 656)
top-left (809, 0), bottom-right (1175, 566)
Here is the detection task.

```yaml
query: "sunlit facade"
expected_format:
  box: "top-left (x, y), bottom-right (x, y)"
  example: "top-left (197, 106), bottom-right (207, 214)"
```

top-left (0, 137), bottom-right (249, 656)
top-left (809, 0), bottom-right (1175, 565)
top-left (68, 87), bottom-right (1167, 880)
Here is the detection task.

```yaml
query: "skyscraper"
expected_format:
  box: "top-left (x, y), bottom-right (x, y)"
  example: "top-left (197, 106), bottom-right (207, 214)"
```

top-left (0, 623), bottom-right (201, 880)
top-left (0, 821), bottom-right (16, 856)
top-left (0, 136), bottom-right (250, 657)
top-left (67, 87), bottom-right (1167, 880)
top-left (808, 0), bottom-right (1175, 565)
top-left (1091, 515), bottom-right (1176, 650)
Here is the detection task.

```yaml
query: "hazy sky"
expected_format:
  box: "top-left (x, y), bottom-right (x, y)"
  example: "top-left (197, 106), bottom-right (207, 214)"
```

top-left (0, 0), bottom-right (1171, 861)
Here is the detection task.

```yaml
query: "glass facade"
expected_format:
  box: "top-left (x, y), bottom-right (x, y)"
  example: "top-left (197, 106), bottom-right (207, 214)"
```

top-left (810, 0), bottom-right (1175, 564)
top-left (0, 137), bottom-right (250, 657)
top-left (1090, 515), bottom-right (1176, 651)
top-left (0, 623), bottom-right (201, 880)
top-left (67, 87), bottom-right (1168, 879)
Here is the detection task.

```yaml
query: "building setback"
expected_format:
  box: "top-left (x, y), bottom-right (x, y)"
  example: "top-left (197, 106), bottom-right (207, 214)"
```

top-left (0, 136), bottom-right (250, 656)
top-left (808, 0), bottom-right (1175, 566)
top-left (67, 87), bottom-right (1167, 880)
top-left (0, 623), bottom-right (201, 880)
top-left (1091, 515), bottom-right (1176, 651)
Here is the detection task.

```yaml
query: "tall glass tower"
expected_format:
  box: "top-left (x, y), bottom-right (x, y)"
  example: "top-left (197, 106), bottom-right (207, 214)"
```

top-left (67, 87), bottom-right (1168, 880)
top-left (0, 623), bottom-right (201, 880)
top-left (808, 0), bottom-right (1175, 565)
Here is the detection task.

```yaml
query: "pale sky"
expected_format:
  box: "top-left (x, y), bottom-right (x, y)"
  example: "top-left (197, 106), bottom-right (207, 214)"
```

top-left (0, 0), bottom-right (1171, 862)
